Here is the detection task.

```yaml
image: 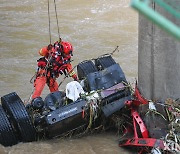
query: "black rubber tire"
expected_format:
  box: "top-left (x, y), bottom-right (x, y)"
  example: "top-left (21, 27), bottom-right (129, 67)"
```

top-left (0, 105), bottom-right (18, 146)
top-left (77, 60), bottom-right (98, 80)
top-left (1, 92), bottom-right (37, 142)
top-left (95, 55), bottom-right (116, 70)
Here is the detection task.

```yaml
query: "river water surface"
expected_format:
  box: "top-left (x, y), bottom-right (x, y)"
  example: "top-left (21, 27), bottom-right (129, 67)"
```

top-left (0, 0), bottom-right (138, 153)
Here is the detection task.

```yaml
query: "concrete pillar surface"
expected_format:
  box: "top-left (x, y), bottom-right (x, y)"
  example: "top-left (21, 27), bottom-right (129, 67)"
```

top-left (138, 2), bottom-right (180, 101)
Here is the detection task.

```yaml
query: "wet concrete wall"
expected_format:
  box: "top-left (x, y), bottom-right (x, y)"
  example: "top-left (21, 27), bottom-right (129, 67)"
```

top-left (138, 2), bottom-right (180, 101)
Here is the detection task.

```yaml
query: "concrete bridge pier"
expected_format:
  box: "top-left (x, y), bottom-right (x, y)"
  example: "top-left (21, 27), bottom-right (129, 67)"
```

top-left (138, 3), bottom-right (180, 101)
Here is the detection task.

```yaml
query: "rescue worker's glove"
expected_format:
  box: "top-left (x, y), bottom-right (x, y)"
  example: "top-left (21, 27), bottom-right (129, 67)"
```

top-left (58, 65), bottom-right (67, 76)
top-left (37, 60), bottom-right (47, 68)
top-left (69, 71), bottom-right (78, 81)
top-left (73, 75), bottom-right (78, 81)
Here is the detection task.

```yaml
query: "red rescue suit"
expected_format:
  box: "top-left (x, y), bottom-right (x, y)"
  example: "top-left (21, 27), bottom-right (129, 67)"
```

top-left (32, 42), bottom-right (77, 99)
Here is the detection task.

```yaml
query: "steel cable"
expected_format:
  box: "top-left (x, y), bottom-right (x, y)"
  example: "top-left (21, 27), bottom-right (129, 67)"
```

top-left (47, 0), bottom-right (52, 44)
top-left (54, 0), bottom-right (61, 39)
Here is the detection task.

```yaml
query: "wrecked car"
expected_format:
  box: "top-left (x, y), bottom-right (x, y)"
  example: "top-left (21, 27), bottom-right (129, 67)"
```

top-left (0, 55), bottom-right (131, 146)
top-left (0, 55), bottom-right (179, 154)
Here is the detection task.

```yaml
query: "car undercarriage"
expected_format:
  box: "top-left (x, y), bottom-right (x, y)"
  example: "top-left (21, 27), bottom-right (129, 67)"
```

top-left (0, 55), bottom-right (179, 153)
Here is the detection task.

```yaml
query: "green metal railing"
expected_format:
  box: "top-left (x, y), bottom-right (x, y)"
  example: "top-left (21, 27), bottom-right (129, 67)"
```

top-left (153, 0), bottom-right (180, 19)
top-left (131, 0), bottom-right (180, 40)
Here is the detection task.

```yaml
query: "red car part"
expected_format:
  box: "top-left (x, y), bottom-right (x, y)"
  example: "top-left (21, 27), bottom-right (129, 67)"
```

top-left (119, 107), bottom-right (165, 150)
top-left (119, 84), bottom-right (165, 151)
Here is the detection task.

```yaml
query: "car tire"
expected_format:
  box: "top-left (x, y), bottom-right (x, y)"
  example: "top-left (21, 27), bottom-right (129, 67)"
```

top-left (95, 55), bottom-right (116, 70)
top-left (77, 60), bottom-right (98, 80)
top-left (1, 92), bottom-right (37, 142)
top-left (0, 105), bottom-right (18, 146)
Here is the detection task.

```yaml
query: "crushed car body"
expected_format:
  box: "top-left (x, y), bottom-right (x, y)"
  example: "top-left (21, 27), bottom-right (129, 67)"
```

top-left (0, 55), bottom-right (179, 153)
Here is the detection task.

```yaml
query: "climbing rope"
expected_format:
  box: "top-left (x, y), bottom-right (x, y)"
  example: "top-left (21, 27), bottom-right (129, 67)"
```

top-left (47, 0), bottom-right (61, 43)
top-left (54, 0), bottom-right (61, 39)
top-left (47, 0), bottom-right (52, 44)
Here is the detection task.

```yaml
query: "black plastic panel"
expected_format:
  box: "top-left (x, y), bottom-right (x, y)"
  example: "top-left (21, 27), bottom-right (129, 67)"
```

top-left (44, 99), bottom-right (88, 138)
top-left (101, 96), bottom-right (131, 117)
top-left (44, 91), bottom-right (65, 110)
top-left (85, 63), bottom-right (127, 92)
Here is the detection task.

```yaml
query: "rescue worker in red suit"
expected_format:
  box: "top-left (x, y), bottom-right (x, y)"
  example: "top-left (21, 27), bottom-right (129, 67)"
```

top-left (31, 40), bottom-right (78, 100)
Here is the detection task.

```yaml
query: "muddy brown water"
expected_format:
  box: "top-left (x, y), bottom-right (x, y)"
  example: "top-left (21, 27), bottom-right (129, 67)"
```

top-left (0, 0), bottom-right (138, 153)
